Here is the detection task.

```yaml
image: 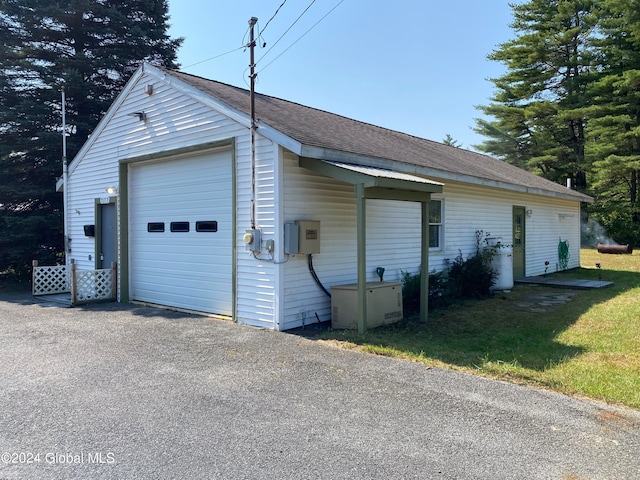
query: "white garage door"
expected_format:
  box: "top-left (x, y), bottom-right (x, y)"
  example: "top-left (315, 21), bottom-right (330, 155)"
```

top-left (129, 150), bottom-right (233, 315)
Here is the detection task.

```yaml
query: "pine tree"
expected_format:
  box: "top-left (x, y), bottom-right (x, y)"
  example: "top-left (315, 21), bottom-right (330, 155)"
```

top-left (442, 134), bottom-right (462, 148)
top-left (0, 0), bottom-right (182, 280)
top-left (473, 0), bottom-right (598, 191)
top-left (584, 0), bottom-right (640, 243)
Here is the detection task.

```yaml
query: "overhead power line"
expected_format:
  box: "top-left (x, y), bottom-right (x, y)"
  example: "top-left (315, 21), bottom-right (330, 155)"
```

top-left (259, 0), bottom-right (287, 37)
top-left (183, 23), bottom-right (253, 70)
top-left (259, 0), bottom-right (345, 73)
top-left (256, 0), bottom-right (318, 67)
top-left (183, 45), bottom-right (245, 69)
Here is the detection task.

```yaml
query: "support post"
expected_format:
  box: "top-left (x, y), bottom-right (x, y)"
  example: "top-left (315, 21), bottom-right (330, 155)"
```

top-left (70, 259), bottom-right (77, 306)
top-left (356, 184), bottom-right (367, 334)
top-left (420, 198), bottom-right (430, 323)
top-left (111, 262), bottom-right (118, 300)
top-left (32, 260), bottom-right (38, 296)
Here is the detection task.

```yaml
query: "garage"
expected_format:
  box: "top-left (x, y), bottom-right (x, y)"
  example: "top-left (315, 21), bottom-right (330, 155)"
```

top-left (128, 149), bottom-right (233, 315)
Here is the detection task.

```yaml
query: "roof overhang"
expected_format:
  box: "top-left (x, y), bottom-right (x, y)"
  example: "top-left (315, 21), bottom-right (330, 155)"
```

top-left (299, 157), bottom-right (443, 200)
top-left (299, 157), bottom-right (439, 333)
top-left (299, 145), bottom-right (592, 203)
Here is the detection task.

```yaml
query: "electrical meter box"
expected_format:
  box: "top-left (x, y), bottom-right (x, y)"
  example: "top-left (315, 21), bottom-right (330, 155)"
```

top-left (284, 220), bottom-right (320, 254)
top-left (244, 229), bottom-right (261, 252)
top-left (331, 281), bottom-right (403, 330)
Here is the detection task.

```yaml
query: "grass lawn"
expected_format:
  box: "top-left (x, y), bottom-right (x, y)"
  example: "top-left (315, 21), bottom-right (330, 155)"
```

top-left (313, 248), bottom-right (640, 409)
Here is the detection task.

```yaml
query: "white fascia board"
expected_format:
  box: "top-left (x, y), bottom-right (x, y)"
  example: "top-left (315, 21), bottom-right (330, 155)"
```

top-left (67, 65), bottom-right (146, 176)
top-left (256, 123), bottom-right (302, 155)
top-left (146, 65), bottom-right (303, 155)
top-left (411, 165), bottom-right (593, 202)
top-left (301, 145), bottom-right (592, 203)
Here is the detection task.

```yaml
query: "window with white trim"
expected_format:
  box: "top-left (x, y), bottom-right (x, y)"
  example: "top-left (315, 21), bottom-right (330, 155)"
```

top-left (429, 199), bottom-right (443, 249)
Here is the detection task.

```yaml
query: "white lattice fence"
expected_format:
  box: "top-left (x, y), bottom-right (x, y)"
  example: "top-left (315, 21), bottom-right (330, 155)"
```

top-left (71, 262), bottom-right (117, 305)
top-left (32, 260), bottom-right (117, 305)
top-left (32, 261), bottom-right (69, 295)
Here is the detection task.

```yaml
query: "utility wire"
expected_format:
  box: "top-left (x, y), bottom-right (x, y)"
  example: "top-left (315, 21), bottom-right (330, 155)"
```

top-left (256, 0), bottom-right (317, 67)
top-left (183, 45), bottom-right (246, 69)
top-left (184, 24), bottom-right (252, 70)
top-left (259, 0), bottom-right (345, 73)
top-left (259, 0), bottom-right (287, 36)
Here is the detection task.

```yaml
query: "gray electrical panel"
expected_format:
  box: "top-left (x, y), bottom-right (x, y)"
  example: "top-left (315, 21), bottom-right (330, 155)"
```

top-left (284, 223), bottom-right (299, 254)
top-left (284, 220), bottom-right (320, 254)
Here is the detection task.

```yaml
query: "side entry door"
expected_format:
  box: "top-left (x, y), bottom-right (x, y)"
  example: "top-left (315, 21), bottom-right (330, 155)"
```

top-left (512, 206), bottom-right (526, 278)
top-left (98, 202), bottom-right (116, 269)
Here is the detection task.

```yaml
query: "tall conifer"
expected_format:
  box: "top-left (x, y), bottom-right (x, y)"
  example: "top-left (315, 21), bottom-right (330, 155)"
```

top-left (474, 0), bottom-right (597, 190)
top-left (585, 0), bottom-right (640, 242)
top-left (0, 1), bottom-right (182, 279)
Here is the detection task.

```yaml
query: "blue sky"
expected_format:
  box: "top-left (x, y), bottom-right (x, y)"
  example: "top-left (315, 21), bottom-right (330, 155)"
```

top-left (166, 1), bottom-right (519, 151)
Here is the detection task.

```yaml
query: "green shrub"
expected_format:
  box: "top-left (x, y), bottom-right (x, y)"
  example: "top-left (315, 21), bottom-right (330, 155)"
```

top-left (447, 231), bottom-right (499, 299)
top-left (401, 269), bottom-right (450, 314)
top-left (597, 209), bottom-right (640, 247)
top-left (401, 269), bottom-right (421, 314)
top-left (401, 231), bottom-right (499, 312)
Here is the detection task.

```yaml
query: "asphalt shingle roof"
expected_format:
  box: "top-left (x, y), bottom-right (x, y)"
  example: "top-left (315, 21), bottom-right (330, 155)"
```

top-left (162, 68), bottom-right (592, 202)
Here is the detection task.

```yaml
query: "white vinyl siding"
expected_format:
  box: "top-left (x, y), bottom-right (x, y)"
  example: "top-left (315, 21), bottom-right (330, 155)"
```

top-left (66, 67), bottom-right (280, 328)
top-left (520, 197), bottom-right (581, 276)
top-left (427, 180), bottom-right (582, 276)
top-left (234, 134), bottom-right (281, 329)
top-left (281, 152), bottom-right (356, 330)
top-left (281, 159), bottom-right (583, 329)
top-left (281, 151), bottom-right (427, 330)
top-left (66, 69), bottom-right (246, 272)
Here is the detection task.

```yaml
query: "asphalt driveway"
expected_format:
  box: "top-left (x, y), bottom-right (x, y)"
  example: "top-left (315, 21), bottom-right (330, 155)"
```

top-left (0, 292), bottom-right (638, 480)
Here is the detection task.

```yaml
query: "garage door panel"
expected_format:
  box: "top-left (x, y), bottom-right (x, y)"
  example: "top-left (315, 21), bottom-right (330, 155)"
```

top-left (129, 150), bottom-right (233, 315)
top-left (132, 287), bottom-right (231, 313)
